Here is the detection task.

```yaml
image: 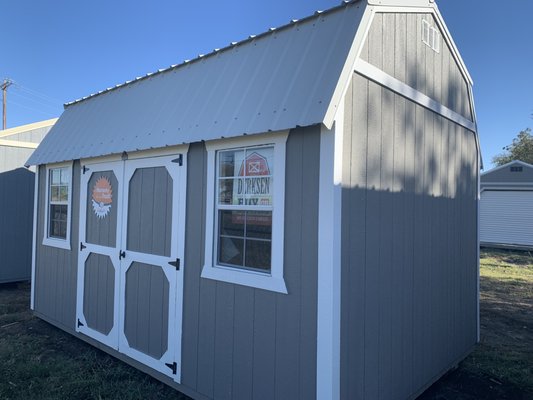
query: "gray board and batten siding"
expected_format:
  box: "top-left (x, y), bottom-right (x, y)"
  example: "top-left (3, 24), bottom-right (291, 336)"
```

top-left (32, 126), bottom-right (320, 400)
top-left (340, 11), bottom-right (478, 400)
top-left (33, 162), bottom-right (80, 330)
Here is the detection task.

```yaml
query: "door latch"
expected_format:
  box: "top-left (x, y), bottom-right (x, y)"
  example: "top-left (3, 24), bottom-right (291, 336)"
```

top-left (119, 250), bottom-right (126, 260)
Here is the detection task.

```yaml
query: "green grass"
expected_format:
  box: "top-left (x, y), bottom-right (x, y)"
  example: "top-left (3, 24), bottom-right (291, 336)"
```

top-left (1, 248), bottom-right (532, 399)
top-left (0, 283), bottom-right (189, 400)
top-left (461, 248), bottom-right (533, 392)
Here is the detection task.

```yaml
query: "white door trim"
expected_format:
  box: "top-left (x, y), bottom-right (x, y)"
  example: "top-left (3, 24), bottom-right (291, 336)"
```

top-left (76, 160), bottom-right (124, 350)
top-left (117, 154), bottom-right (186, 381)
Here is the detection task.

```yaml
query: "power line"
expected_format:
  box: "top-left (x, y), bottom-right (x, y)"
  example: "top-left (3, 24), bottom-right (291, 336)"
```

top-left (9, 100), bottom-right (56, 116)
top-left (12, 82), bottom-right (61, 104)
top-left (10, 90), bottom-right (60, 111)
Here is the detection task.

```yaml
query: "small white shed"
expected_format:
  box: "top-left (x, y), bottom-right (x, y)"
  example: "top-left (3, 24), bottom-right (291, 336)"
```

top-left (480, 160), bottom-right (533, 249)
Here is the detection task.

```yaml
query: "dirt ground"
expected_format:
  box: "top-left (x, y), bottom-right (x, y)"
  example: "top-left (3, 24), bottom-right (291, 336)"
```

top-left (0, 248), bottom-right (532, 399)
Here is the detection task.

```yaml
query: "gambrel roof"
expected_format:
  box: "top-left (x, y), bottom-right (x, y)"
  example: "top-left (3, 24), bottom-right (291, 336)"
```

top-left (27, 0), bottom-right (473, 166)
top-left (28, 1), bottom-right (367, 165)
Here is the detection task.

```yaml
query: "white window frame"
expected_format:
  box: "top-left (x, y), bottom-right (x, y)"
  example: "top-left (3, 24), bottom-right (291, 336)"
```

top-left (201, 131), bottom-right (288, 294)
top-left (42, 162), bottom-right (73, 250)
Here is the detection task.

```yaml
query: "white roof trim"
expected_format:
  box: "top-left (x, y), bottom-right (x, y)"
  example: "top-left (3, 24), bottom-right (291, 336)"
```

top-left (481, 160), bottom-right (533, 176)
top-left (0, 118), bottom-right (57, 138)
top-left (323, 3), bottom-right (370, 129)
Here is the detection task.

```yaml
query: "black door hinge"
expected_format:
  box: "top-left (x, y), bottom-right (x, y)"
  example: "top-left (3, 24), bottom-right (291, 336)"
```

top-left (80, 242), bottom-right (86, 251)
top-left (171, 154), bottom-right (183, 166)
top-left (165, 361), bottom-right (177, 375)
top-left (82, 165), bottom-right (90, 174)
top-left (77, 319), bottom-right (84, 328)
top-left (119, 250), bottom-right (126, 260)
top-left (168, 258), bottom-right (180, 271)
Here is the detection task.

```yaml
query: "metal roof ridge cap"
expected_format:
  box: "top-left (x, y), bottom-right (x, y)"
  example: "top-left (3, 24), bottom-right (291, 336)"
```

top-left (63, 0), bottom-right (364, 108)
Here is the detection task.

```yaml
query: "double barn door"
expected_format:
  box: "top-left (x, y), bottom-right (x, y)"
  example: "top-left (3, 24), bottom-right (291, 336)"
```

top-left (75, 155), bottom-right (185, 381)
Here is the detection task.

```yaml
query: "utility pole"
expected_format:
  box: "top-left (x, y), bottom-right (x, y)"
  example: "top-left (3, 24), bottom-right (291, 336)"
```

top-left (1, 78), bottom-right (13, 130)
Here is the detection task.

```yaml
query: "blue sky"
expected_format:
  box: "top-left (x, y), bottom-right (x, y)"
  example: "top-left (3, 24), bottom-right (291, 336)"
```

top-left (1, 0), bottom-right (531, 168)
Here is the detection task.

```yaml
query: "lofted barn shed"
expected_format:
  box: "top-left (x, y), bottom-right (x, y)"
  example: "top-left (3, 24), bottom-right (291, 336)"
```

top-left (27, 1), bottom-right (480, 399)
top-left (480, 160), bottom-right (533, 250)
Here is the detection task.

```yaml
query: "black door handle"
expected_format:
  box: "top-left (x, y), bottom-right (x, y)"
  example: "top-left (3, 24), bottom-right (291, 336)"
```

top-left (119, 250), bottom-right (126, 260)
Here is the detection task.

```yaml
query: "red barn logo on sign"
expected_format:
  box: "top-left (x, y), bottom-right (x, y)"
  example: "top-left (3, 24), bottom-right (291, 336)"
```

top-left (235, 152), bottom-right (272, 206)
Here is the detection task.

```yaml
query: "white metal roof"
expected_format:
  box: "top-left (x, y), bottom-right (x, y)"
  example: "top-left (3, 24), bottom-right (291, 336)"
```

top-left (27, 1), bottom-right (366, 166)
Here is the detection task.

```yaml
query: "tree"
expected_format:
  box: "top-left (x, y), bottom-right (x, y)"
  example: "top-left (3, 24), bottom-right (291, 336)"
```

top-left (492, 128), bottom-right (533, 166)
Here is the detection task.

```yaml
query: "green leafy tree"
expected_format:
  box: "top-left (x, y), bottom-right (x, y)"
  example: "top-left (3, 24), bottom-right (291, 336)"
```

top-left (492, 128), bottom-right (533, 166)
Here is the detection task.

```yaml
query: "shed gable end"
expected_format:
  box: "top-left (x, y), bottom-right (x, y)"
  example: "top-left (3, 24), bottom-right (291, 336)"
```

top-left (360, 12), bottom-right (473, 122)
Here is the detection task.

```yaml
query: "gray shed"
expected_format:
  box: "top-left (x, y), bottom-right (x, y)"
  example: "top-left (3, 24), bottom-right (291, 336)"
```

top-left (0, 118), bottom-right (56, 283)
top-left (480, 160), bottom-right (533, 249)
top-left (27, 1), bottom-right (480, 399)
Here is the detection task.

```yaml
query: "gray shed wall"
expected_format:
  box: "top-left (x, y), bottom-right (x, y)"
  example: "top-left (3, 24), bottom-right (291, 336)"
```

top-left (181, 126), bottom-right (319, 400)
top-left (33, 127), bottom-right (320, 399)
top-left (340, 70), bottom-right (478, 399)
top-left (481, 163), bottom-right (533, 185)
top-left (361, 13), bottom-right (473, 122)
top-left (34, 162), bottom-right (80, 329)
top-left (0, 168), bottom-right (35, 283)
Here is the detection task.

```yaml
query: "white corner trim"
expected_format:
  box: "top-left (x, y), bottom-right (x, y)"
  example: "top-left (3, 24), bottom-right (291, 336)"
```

top-left (30, 167), bottom-right (39, 310)
top-left (42, 161), bottom-right (73, 250)
top-left (201, 131), bottom-right (289, 294)
top-left (317, 110), bottom-right (343, 399)
top-left (354, 58), bottom-right (476, 132)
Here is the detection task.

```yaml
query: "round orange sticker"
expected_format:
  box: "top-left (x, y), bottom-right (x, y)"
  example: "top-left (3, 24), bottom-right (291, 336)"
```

top-left (92, 176), bottom-right (112, 218)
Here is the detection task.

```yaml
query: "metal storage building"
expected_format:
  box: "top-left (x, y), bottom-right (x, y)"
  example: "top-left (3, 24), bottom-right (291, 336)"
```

top-left (0, 118), bottom-right (56, 283)
top-left (27, 1), bottom-right (480, 399)
top-left (480, 160), bottom-right (533, 249)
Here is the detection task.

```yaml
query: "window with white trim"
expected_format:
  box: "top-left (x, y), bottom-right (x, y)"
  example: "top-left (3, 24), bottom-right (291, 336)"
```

top-left (43, 164), bottom-right (72, 249)
top-left (202, 132), bottom-right (288, 294)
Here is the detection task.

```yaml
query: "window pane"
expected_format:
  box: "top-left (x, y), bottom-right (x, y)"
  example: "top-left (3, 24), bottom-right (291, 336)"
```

top-left (51, 204), bottom-right (68, 222)
top-left (50, 186), bottom-right (60, 201)
top-left (49, 204), bottom-right (68, 239)
top-left (219, 150), bottom-right (242, 178)
top-left (218, 178), bottom-right (237, 205)
top-left (246, 211), bottom-right (272, 239)
top-left (51, 169), bottom-right (61, 184)
top-left (60, 168), bottom-right (70, 185)
top-left (245, 239), bottom-right (271, 271)
top-left (59, 185), bottom-right (69, 201)
top-left (219, 210), bottom-right (245, 237)
top-left (218, 237), bottom-right (244, 266)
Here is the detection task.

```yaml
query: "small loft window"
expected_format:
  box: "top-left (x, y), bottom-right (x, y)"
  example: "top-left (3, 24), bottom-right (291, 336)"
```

top-left (510, 166), bottom-right (523, 172)
top-left (422, 19), bottom-right (440, 53)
